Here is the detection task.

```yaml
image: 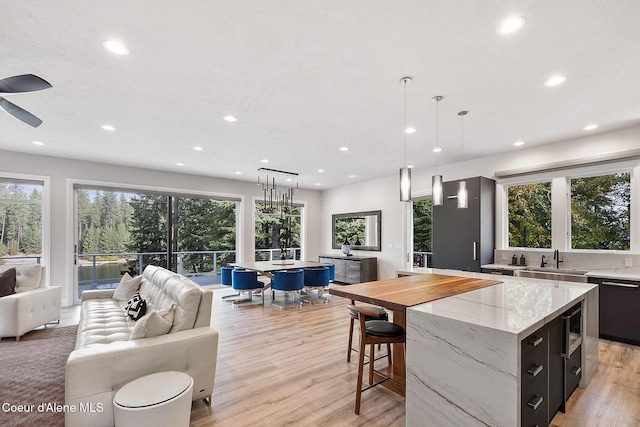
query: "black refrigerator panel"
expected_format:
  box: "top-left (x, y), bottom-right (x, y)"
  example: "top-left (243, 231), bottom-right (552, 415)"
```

top-left (432, 176), bottom-right (494, 272)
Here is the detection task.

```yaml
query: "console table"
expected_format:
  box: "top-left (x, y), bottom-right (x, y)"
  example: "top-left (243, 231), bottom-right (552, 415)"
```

top-left (318, 254), bottom-right (377, 284)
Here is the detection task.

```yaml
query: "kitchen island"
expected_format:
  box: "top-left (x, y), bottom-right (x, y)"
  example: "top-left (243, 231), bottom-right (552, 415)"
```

top-left (400, 268), bottom-right (598, 427)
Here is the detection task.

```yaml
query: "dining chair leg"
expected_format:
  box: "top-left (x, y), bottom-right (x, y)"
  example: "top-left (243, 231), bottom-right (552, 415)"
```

top-left (387, 343), bottom-right (392, 365)
top-left (347, 317), bottom-right (355, 362)
top-left (355, 336), bottom-right (367, 414)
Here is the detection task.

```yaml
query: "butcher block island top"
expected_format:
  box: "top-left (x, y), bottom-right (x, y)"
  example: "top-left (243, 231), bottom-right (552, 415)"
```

top-left (328, 273), bottom-right (502, 311)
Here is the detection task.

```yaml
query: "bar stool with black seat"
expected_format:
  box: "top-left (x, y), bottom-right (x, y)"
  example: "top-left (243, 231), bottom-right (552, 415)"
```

top-left (347, 302), bottom-right (389, 362)
top-left (347, 304), bottom-right (405, 415)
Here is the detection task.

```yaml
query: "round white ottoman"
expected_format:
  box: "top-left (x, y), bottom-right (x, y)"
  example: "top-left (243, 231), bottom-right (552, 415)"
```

top-left (113, 371), bottom-right (194, 427)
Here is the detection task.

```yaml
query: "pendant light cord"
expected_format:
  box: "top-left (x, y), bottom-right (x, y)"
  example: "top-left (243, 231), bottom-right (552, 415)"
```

top-left (458, 110), bottom-right (468, 179)
top-left (404, 79), bottom-right (407, 167)
top-left (435, 98), bottom-right (439, 173)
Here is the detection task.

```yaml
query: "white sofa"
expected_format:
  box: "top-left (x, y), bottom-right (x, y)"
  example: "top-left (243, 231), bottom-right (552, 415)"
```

top-left (65, 265), bottom-right (218, 427)
top-left (0, 264), bottom-right (61, 341)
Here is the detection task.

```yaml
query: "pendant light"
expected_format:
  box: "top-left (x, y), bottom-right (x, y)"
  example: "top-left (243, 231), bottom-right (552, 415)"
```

top-left (431, 96), bottom-right (444, 206)
top-left (457, 110), bottom-right (468, 209)
top-left (399, 77), bottom-right (412, 202)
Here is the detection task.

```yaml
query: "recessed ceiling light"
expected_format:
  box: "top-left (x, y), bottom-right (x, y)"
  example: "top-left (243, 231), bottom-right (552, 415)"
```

top-left (405, 127), bottom-right (416, 134)
top-left (408, 165), bottom-right (414, 169)
top-left (315, 182), bottom-right (321, 186)
top-left (513, 141), bottom-right (525, 146)
top-left (193, 146), bottom-right (204, 151)
top-left (223, 115), bottom-right (237, 122)
top-left (176, 162), bottom-right (184, 166)
top-left (235, 171), bottom-right (242, 175)
top-left (497, 16), bottom-right (526, 34)
top-left (32, 141), bottom-right (45, 146)
top-left (584, 124), bottom-right (598, 131)
top-left (261, 159), bottom-right (269, 163)
top-left (432, 147), bottom-right (442, 153)
top-left (102, 40), bottom-right (129, 55)
top-left (101, 124), bottom-right (116, 131)
top-left (317, 169), bottom-right (324, 173)
top-left (348, 174), bottom-right (356, 178)
top-left (544, 75), bottom-right (567, 87)
top-left (340, 147), bottom-right (349, 152)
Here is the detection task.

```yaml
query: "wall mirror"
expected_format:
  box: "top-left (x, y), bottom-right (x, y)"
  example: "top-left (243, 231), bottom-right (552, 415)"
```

top-left (332, 210), bottom-right (381, 251)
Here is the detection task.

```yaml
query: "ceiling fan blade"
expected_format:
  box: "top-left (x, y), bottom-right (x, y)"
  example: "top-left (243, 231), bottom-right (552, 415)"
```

top-left (0, 74), bottom-right (52, 93)
top-left (0, 97), bottom-right (43, 127)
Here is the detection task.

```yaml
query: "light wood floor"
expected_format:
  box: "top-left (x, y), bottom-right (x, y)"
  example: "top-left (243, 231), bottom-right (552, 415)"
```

top-left (59, 287), bottom-right (640, 427)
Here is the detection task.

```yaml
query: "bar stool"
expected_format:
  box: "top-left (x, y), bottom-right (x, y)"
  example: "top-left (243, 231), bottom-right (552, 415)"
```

top-left (347, 302), bottom-right (389, 362)
top-left (347, 304), bottom-right (405, 415)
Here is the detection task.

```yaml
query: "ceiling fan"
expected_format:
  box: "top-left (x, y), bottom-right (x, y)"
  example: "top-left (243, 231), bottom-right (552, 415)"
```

top-left (0, 74), bottom-right (52, 127)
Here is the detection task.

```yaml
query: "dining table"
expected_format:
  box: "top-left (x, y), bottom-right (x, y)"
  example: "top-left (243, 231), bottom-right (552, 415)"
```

top-left (231, 260), bottom-right (328, 281)
top-left (329, 273), bottom-right (501, 396)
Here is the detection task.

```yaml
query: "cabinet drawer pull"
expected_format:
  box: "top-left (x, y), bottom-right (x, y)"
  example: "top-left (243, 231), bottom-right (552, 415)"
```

top-left (528, 336), bottom-right (543, 347)
top-left (571, 366), bottom-right (582, 376)
top-left (527, 364), bottom-right (543, 377)
top-left (527, 395), bottom-right (543, 410)
top-left (602, 281), bottom-right (639, 288)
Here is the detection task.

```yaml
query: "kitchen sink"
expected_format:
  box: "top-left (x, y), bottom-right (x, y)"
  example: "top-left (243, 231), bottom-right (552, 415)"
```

top-left (515, 269), bottom-right (588, 283)
top-left (524, 266), bottom-right (589, 275)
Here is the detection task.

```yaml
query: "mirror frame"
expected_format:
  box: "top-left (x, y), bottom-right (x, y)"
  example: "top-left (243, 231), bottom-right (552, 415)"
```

top-left (331, 210), bottom-right (382, 252)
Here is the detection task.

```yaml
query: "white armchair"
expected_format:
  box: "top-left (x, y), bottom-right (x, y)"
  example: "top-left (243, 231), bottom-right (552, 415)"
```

top-left (0, 264), bottom-right (61, 341)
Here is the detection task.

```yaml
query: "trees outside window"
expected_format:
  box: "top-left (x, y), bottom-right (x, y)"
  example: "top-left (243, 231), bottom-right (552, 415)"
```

top-left (508, 182), bottom-right (552, 248)
top-left (0, 181), bottom-right (43, 262)
top-left (254, 203), bottom-right (301, 261)
top-left (571, 172), bottom-right (630, 250)
top-left (413, 199), bottom-right (432, 267)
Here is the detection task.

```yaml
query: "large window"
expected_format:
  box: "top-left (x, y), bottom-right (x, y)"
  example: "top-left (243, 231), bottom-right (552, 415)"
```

top-left (0, 179), bottom-right (43, 264)
top-left (508, 182), bottom-right (552, 248)
top-left (571, 172), bottom-right (630, 250)
top-left (413, 198), bottom-right (432, 267)
top-left (254, 202), bottom-right (301, 261)
top-left (76, 187), bottom-right (238, 298)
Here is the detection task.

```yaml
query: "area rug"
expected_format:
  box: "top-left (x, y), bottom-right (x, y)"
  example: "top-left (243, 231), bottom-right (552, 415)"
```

top-left (0, 325), bottom-right (77, 427)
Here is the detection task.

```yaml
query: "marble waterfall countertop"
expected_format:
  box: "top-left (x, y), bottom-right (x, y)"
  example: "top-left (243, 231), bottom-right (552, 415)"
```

top-left (402, 267), bottom-right (599, 426)
top-left (399, 267), bottom-right (597, 339)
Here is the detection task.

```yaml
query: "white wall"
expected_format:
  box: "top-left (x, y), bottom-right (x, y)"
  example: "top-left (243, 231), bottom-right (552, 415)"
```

top-left (0, 150), bottom-right (322, 306)
top-left (321, 124), bottom-right (640, 279)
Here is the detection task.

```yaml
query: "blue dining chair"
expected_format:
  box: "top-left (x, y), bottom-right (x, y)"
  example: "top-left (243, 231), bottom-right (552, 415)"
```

top-left (231, 269), bottom-right (265, 305)
top-left (302, 266), bottom-right (330, 303)
top-left (271, 269), bottom-right (304, 309)
top-left (220, 266), bottom-right (241, 300)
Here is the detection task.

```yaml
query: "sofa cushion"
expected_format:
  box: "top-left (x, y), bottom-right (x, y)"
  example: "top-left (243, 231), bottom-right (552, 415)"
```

top-left (113, 273), bottom-right (142, 301)
top-left (127, 298), bottom-right (147, 321)
top-left (0, 268), bottom-right (17, 297)
top-left (129, 305), bottom-right (175, 340)
top-left (76, 298), bottom-right (133, 349)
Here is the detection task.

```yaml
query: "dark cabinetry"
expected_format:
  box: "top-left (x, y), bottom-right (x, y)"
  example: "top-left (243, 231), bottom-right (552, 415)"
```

top-left (521, 302), bottom-right (583, 426)
top-left (318, 255), bottom-right (377, 284)
top-left (587, 276), bottom-right (640, 345)
top-left (432, 176), bottom-right (495, 272)
top-left (480, 267), bottom-right (515, 276)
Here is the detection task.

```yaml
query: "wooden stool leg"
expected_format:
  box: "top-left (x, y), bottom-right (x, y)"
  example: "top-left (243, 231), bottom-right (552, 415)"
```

top-left (347, 317), bottom-right (355, 362)
top-left (369, 342), bottom-right (375, 385)
top-left (355, 334), bottom-right (367, 414)
top-left (387, 342), bottom-right (392, 365)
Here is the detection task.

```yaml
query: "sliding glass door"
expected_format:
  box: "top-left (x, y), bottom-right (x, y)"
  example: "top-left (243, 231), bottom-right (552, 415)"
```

top-left (74, 186), bottom-right (238, 301)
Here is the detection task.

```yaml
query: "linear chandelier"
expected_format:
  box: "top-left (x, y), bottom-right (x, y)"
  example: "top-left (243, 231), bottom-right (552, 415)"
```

top-left (257, 167), bottom-right (298, 213)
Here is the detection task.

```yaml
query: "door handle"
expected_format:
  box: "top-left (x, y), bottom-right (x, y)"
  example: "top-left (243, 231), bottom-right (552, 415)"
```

top-left (527, 395), bottom-right (543, 410)
top-left (527, 364), bottom-right (543, 377)
top-left (473, 242), bottom-right (477, 261)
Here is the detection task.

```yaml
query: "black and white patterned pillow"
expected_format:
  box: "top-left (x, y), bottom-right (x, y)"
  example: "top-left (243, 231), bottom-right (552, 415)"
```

top-left (127, 297), bottom-right (147, 321)
top-left (124, 291), bottom-right (141, 311)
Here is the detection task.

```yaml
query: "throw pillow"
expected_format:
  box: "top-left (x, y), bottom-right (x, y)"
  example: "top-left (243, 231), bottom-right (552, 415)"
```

top-left (127, 297), bottom-right (147, 321)
top-left (124, 291), bottom-right (141, 311)
top-left (0, 268), bottom-right (17, 298)
top-left (129, 305), bottom-right (175, 340)
top-left (113, 273), bottom-right (143, 301)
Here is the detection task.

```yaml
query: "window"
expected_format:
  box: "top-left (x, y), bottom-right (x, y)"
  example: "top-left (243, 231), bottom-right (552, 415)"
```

top-left (508, 182), bottom-right (552, 248)
top-left (571, 172), bottom-right (630, 250)
top-left (254, 202), bottom-right (302, 261)
top-left (0, 179), bottom-right (43, 264)
top-left (413, 199), bottom-right (432, 267)
top-left (76, 187), bottom-right (238, 298)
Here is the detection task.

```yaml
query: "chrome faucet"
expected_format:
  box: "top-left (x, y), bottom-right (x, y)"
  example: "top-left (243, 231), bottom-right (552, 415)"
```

top-left (553, 249), bottom-right (563, 269)
top-left (540, 255), bottom-right (547, 268)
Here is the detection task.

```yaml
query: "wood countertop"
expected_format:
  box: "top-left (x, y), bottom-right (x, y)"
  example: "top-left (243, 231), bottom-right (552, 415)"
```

top-left (329, 273), bottom-right (501, 312)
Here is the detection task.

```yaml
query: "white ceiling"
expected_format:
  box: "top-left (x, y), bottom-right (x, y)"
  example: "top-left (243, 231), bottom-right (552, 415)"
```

top-left (2, 1), bottom-right (640, 189)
